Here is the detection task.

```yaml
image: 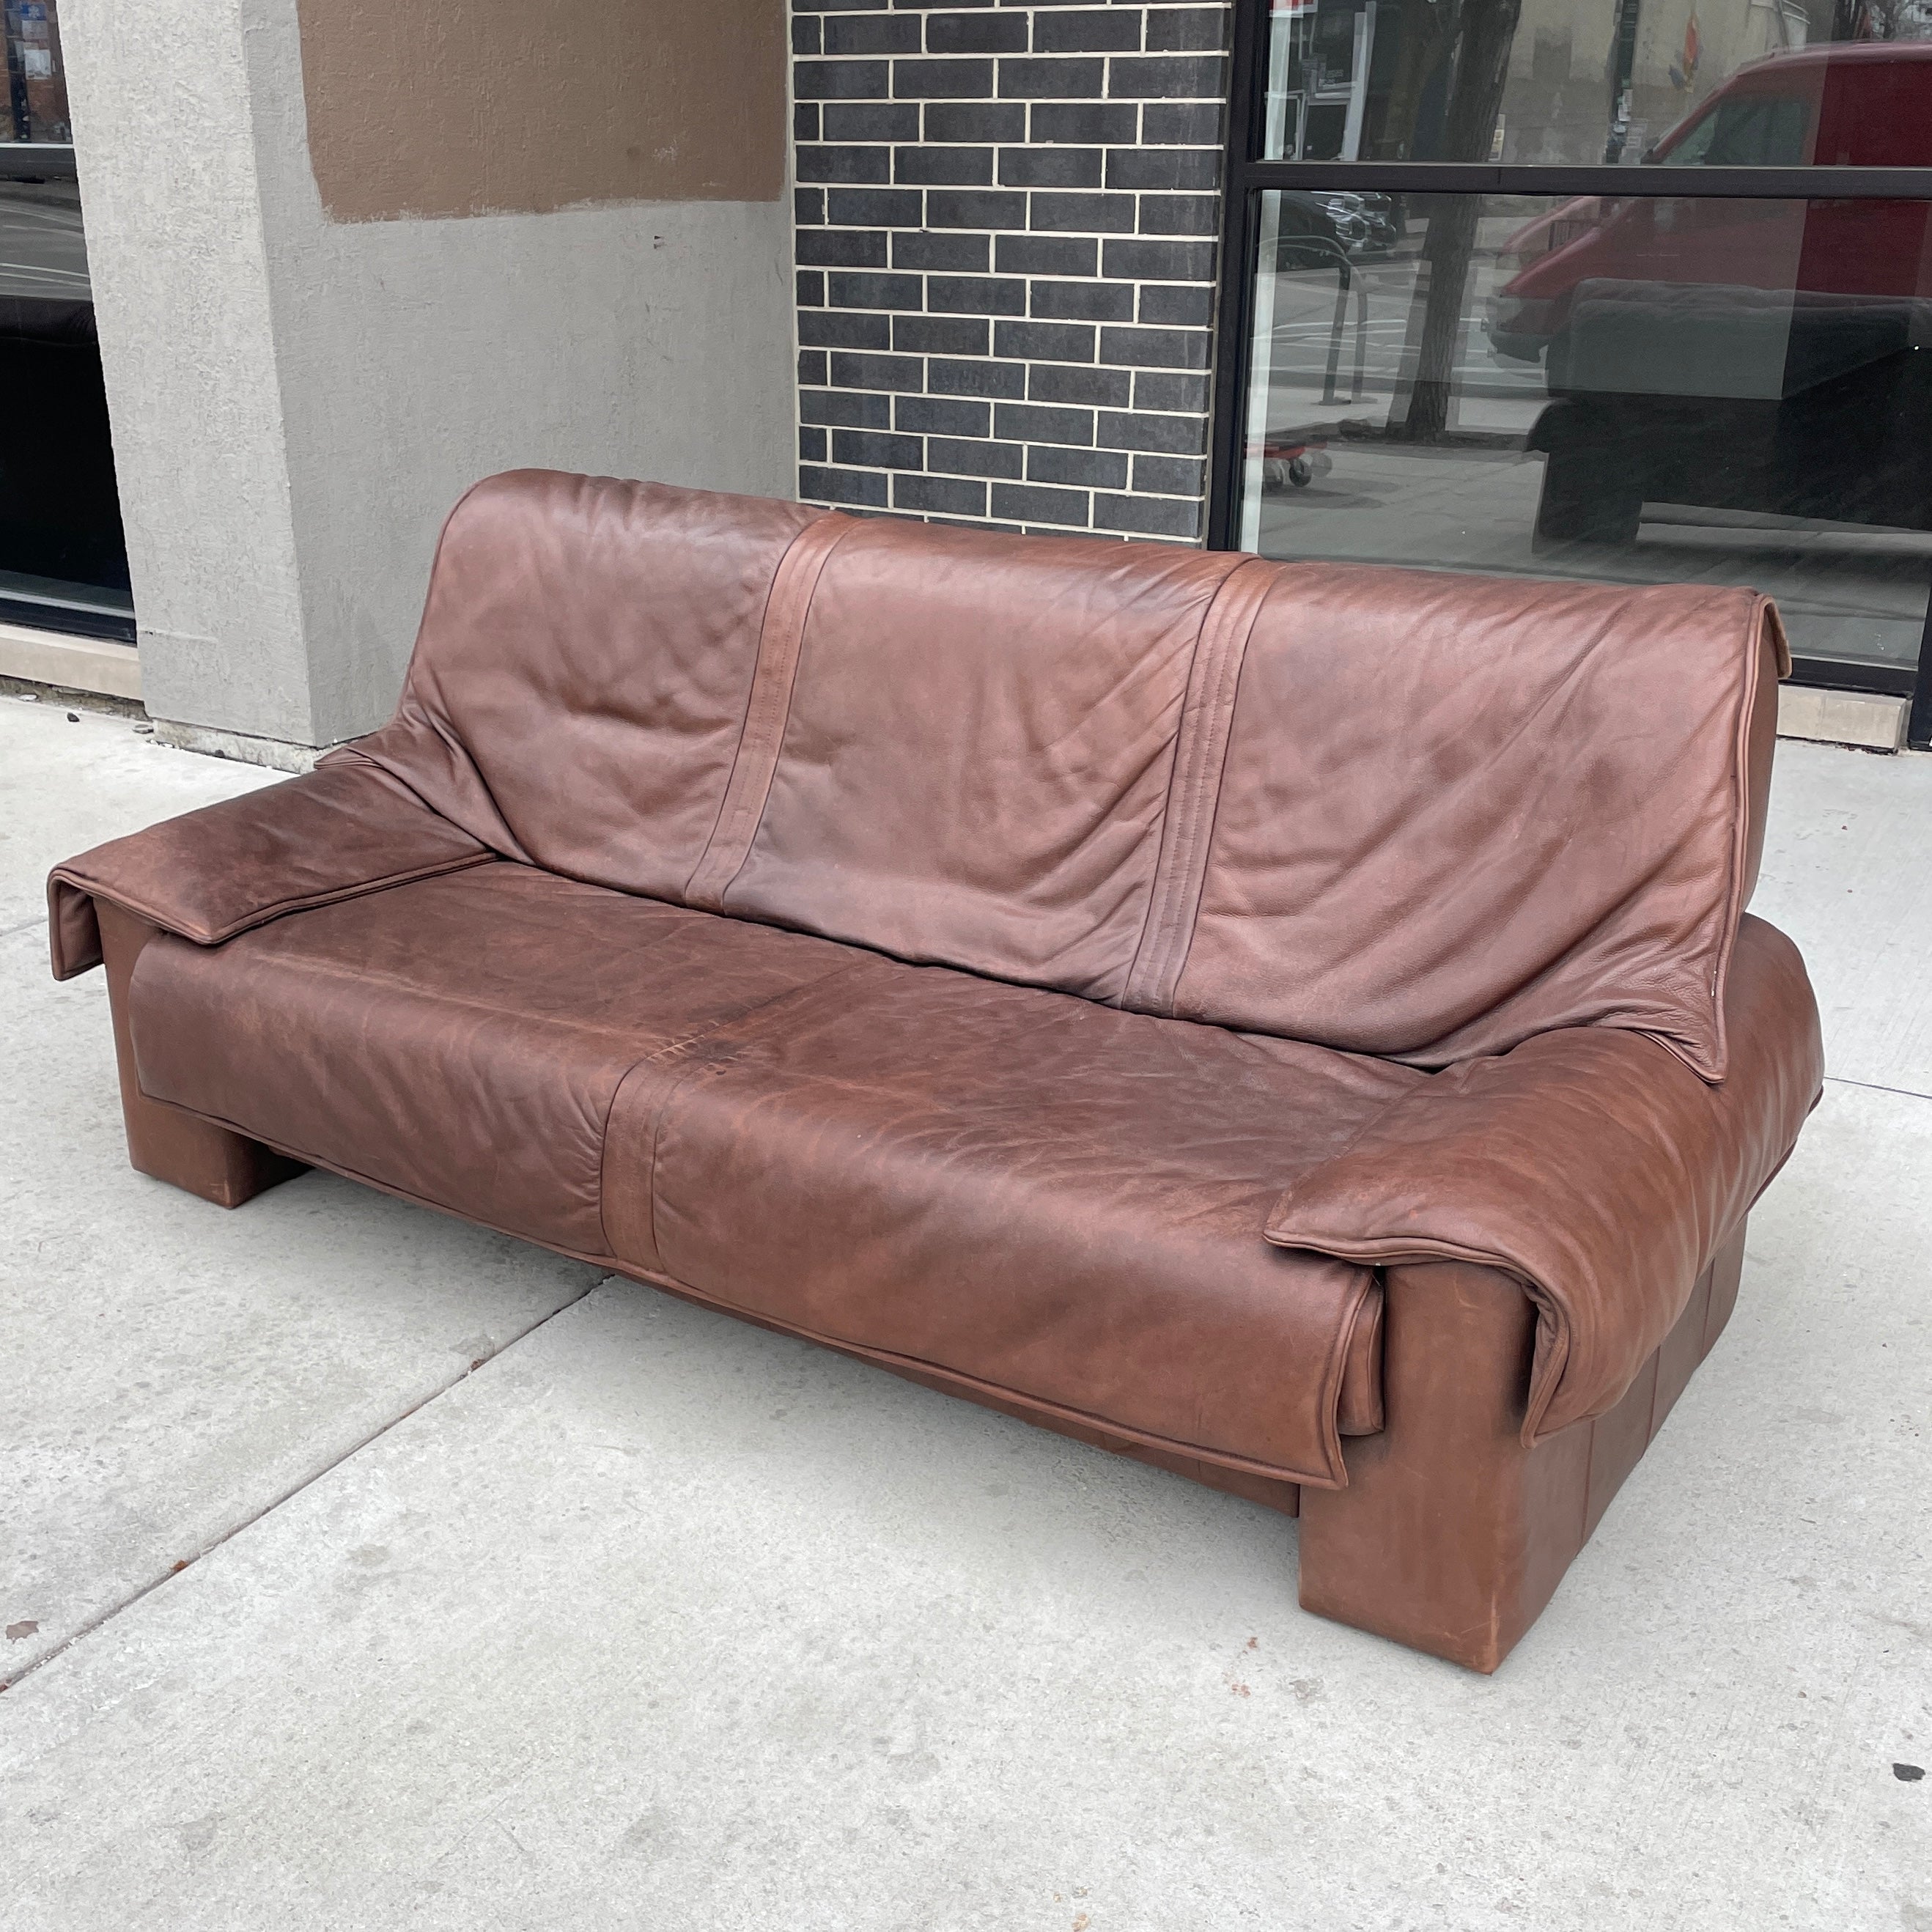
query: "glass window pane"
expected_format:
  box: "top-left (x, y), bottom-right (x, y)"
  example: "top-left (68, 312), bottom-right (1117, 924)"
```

top-left (4, 0), bottom-right (73, 144)
top-left (0, 174), bottom-right (133, 635)
top-left (1257, 0), bottom-right (1932, 167)
top-left (1236, 188), bottom-right (1932, 674)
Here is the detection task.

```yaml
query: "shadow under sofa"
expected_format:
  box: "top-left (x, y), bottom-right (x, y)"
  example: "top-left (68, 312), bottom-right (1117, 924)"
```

top-left (47, 471), bottom-right (1824, 1672)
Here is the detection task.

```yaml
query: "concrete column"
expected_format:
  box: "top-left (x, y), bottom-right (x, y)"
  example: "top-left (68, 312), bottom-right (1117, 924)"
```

top-left (61, 0), bottom-right (311, 747)
top-left (62, 0), bottom-right (796, 758)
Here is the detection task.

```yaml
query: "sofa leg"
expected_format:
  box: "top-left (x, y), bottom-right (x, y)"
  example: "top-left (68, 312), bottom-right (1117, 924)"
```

top-left (1297, 1233), bottom-right (1743, 1673)
top-left (95, 899), bottom-right (306, 1209)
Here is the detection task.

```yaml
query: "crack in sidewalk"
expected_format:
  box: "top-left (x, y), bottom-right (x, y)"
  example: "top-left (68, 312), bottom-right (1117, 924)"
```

top-left (0, 1271), bottom-right (612, 1696)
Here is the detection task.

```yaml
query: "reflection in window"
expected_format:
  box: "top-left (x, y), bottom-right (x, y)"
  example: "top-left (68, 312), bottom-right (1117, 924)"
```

top-left (1662, 94), bottom-right (1811, 166)
top-left (4, 0), bottom-right (72, 144)
top-left (1260, 0), bottom-right (1932, 168)
top-left (0, 3), bottom-right (130, 641)
top-left (1238, 191), bottom-right (1932, 673)
top-left (0, 177), bottom-right (133, 639)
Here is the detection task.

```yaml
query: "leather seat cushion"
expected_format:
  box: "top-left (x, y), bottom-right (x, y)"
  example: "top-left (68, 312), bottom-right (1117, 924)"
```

top-left (127, 863), bottom-right (858, 1253)
top-left (131, 866), bottom-right (1416, 1481)
top-left (619, 948), bottom-right (1424, 1486)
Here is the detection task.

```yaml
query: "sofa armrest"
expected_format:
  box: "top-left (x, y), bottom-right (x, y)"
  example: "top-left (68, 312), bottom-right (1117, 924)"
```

top-left (1264, 915), bottom-right (1823, 1445)
top-left (46, 749), bottom-right (493, 981)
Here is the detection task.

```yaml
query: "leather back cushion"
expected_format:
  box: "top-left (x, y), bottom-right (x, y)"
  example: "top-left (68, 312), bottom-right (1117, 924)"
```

top-left (1173, 564), bottom-right (1785, 1077)
top-left (357, 469), bottom-right (819, 901)
top-left (354, 471), bottom-right (1784, 1077)
top-left (723, 517), bottom-right (1241, 1002)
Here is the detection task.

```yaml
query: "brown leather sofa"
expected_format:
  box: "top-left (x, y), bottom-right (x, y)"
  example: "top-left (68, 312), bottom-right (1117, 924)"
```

top-left (46, 471), bottom-right (1823, 1671)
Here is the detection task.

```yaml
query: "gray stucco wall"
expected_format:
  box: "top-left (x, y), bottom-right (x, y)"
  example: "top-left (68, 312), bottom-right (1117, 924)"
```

top-left (63, 0), bottom-right (798, 751)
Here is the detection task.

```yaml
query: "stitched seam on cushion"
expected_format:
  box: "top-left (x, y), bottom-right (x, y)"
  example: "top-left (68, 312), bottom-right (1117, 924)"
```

top-left (685, 513), bottom-right (855, 911)
top-left (680, 519), bottom-right (826, 896)
top-left (1156, 564), bottom-right (1275, 1014)
top-left (1119, 553), bottom-right (1252, 998)
top-left (53, 852), bottom-right (497, 951)
top-left (595, 957), bottom-right (874, 1262)
top-left (1123, 557), bottom-right (1275, 1014)
top-left (597, 1053), bottom-right (717, 1271)
top-left (1122, 561), bottom-right (1256, 1011)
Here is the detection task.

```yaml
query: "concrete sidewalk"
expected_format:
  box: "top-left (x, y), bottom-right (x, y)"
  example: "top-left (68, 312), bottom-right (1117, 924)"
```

top-left (1, 696), bottom-right (1927, 1931)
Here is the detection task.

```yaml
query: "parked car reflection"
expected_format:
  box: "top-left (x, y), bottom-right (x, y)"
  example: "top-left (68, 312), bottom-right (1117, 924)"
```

top-left (1488, 43), bottom-right (1932, 550)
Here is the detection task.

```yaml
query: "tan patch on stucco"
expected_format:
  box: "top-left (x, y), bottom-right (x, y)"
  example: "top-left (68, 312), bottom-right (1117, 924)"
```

top-left (297, 0), bottom-right (786, 221)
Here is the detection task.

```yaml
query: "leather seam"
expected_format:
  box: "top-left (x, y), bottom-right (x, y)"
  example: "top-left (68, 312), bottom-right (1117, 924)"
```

top-left (53, 851), bottom-right (498, 952)
top-left (1119, 553), bottom-right (1250, 993)
top-left (595, 958), bottom-right (875, 1264)
top-left (685, 512), bottom-right (855, 911)
top-left (597, 1052), bottom-right (720, 1272)
top-left (1124, 556), bottom-right (1275, 1015)
top-left (1159, 571), bottom-right (1267, 1012)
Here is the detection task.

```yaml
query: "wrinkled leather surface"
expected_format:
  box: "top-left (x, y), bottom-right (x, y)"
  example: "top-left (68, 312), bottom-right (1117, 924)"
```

top-left (1173, 568), bottom-right (1787, 1077)
top-left (325, 473), bottom-right (1780, 1076)
top-left (128, 860), bottom-right (1395, 1482)
top-left (130, 864), bottom-right (858, 1253)
top-left (45, 752), bottom-right (490, 981)
top-left (721, 517), bottom-right (1244, 1002)
top-left (344, 471), bottom-right (822, 901)
top-left (1265, 915), bottom-right (1823, 1444)
top-left (633, 951), bottom-right (1415, 1485)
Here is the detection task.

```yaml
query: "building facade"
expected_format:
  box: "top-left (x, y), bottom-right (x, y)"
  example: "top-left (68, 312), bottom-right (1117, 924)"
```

top-left (5, 0), bottom-right (1931, 753)
top-left (792, 0), bottom-right (1227, 541)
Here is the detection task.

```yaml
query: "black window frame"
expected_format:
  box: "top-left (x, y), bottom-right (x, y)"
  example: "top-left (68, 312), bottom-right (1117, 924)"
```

top-left (1205, 0), bottom-right (1932, 747)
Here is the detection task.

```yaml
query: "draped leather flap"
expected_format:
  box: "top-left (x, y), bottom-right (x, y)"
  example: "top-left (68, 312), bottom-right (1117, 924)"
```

top-left (331, 471), bottom-right (1784, 1076)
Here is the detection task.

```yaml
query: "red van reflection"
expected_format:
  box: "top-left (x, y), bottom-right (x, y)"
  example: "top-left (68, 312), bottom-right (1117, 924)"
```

top-left (1486, 44), bottom-right (1932, 545)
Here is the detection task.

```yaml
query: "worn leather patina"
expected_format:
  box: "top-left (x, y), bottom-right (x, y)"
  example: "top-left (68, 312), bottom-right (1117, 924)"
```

top-left (48, 469), bottom-right (1823, 1670)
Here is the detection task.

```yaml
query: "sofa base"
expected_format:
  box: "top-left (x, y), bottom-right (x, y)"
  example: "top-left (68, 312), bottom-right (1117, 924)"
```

top-left (97, 901), bottom-right (307, 1209)
top-left (1297, 1231), bottom-right (1744, 1671)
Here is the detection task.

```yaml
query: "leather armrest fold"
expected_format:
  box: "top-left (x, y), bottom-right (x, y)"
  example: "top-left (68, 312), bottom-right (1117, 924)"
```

top-left (45, 749), bottom-right (493, 980)
top-left (1263, 915), bottom-right (1824, 1445)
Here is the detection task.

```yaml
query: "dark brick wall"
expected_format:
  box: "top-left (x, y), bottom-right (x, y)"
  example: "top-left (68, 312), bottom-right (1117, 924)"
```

top-left (792, 0), bottom-right (1229, 541)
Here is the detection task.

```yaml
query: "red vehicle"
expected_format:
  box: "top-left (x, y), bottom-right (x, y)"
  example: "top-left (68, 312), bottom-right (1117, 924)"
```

top-left (1486, 43), bottom-right (1932, 545)
top-left (1494, 42), bottom-right (1932, 357)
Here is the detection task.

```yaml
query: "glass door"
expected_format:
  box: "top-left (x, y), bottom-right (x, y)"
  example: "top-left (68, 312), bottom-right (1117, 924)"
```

top-left (1, 0), bottom-right (133, 644)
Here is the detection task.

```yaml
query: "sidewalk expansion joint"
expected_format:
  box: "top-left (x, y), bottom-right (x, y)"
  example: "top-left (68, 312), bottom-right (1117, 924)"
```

top-left (1823, 1072), bottom-right (1932, 1105)
top-left (0, 1270), bottom-right (612, 1697)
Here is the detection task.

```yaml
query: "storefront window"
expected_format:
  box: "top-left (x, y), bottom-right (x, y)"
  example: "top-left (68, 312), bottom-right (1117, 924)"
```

top-left (0, 0), bottom-right (136, 646)
top-left (1258, 0), bottom-right (1932, 167)
top-left (1234, 188), bottom-right (1932, 674)
top-left (5, 0), bottom-right (72, 144)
